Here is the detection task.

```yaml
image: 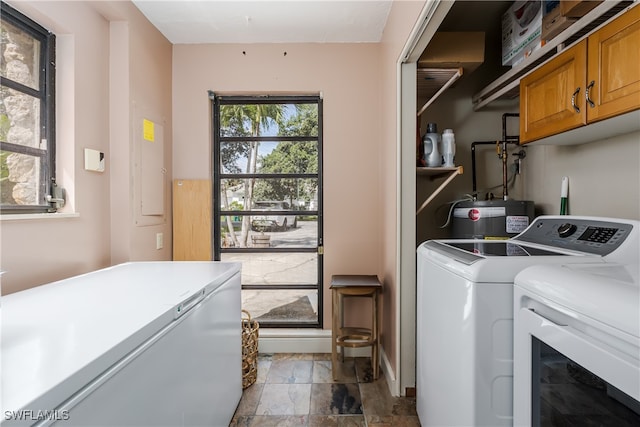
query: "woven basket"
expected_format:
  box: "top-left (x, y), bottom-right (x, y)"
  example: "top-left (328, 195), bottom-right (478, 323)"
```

top-left (241, 309), bottom-right (259, 389)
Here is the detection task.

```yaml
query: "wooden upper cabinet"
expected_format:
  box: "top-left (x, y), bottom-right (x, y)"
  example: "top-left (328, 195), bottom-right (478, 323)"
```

top-left (520, 5), bottom-right (640, 144)
top-left (520, 40), bottom-right (588, 144)
top-left (587, 5), bottom-right (640, 122)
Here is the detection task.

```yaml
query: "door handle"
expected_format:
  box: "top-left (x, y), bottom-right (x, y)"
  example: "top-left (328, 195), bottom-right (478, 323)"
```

top-left (528, 308), bottom-right (568, 326)
top-left (571, 87), bottom-right (581, 113)
top-left (175, 289), bottom-right (206, 319)
top-left (585, 80), bottom-right (596, 108)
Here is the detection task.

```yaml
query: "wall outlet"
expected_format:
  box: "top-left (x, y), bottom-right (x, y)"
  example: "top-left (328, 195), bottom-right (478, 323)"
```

top-left (156, 233), bottom-right (163, 250)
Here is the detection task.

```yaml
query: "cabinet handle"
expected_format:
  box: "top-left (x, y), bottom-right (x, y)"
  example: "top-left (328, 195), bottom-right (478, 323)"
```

top-left (586, 80), bottom-right (595, 108)
top-left (571, 87), bottom-right (581, 113)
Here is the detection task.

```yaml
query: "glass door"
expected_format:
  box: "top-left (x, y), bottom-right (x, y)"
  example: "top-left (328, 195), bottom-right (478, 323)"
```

top-left (211, 94), bottom-right (323, 327)
top-left (532, 338), bottom-right (640, 426)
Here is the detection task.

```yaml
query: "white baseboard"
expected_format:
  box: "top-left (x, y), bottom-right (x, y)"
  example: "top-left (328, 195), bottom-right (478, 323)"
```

top-left (257, 329), bottom-right (400, 396)
top-left (258, 329), bottom-right (333, 354)
top-left (258, 329), bottom-right (369, 356)
top-left (379, 345), bottom-right (400, 397)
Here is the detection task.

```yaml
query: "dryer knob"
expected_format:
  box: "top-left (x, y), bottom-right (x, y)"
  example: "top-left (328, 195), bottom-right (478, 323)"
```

top-left (557, 223), bottom-right (577, 238)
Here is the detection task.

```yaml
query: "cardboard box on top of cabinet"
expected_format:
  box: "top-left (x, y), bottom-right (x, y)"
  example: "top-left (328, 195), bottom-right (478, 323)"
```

top-left (502, 0), bottom-right (543, 67)
top-left (560, 0), bottom-right (602, 18)
top-left (542, 1), bottom-right (578, 42)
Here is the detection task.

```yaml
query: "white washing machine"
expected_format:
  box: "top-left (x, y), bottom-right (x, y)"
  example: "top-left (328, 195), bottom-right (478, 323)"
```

top-left (514, 260), bottom-right (639, 426)
top-left (416, 215), bottom-right (638, 427)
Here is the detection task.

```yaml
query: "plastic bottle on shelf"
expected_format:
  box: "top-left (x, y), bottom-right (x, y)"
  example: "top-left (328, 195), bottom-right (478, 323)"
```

top-left (442, 129), bottom-right (456, 167)
top-left (422, 133), bottom-right (432, 166)
top-left (424, 122), bottom-right (441, 167)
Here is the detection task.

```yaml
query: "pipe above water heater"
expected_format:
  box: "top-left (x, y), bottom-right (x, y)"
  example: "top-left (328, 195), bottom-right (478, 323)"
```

top-left (470, 141), bottom-right (497, 197)
top-left (501, 113), bottom-right (520, 201)
top-left (471, 113), bottom-right (521, 200)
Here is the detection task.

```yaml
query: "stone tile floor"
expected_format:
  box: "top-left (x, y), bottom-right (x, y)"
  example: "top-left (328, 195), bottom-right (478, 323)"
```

top-left (230, 353), bottom-right (420, 427)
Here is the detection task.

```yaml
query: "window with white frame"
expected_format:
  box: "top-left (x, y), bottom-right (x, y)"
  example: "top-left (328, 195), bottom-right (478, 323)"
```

top-left (0, 1), bottom-right (57, 213)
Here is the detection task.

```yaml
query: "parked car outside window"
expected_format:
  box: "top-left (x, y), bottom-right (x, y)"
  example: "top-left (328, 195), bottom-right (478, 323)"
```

top-left (251, 200), bottom-right (298, 231)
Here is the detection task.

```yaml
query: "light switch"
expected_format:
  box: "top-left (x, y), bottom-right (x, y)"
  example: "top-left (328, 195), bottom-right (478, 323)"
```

top-left (84, 148), bottom-right (105, 172)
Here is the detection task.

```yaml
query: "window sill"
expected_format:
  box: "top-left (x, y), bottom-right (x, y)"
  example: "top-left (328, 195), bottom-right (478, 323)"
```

top-left (0, 212), bottom-right (80, 221)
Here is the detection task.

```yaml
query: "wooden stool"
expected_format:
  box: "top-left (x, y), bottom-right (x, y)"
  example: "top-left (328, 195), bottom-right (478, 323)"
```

top-left (330, 274), bottom-right (382, 381)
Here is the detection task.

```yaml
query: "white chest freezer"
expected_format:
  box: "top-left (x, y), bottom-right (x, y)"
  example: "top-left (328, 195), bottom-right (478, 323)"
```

top-left (1, 261), bottom-right (242, 427)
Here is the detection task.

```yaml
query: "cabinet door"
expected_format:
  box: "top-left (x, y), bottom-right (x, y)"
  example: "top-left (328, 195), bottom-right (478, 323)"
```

top-left (172, 179), bottom-right (212, 260)
top-left (587, 5), bottom-right (640, 122)
top-left (519, 40), bottom-right (588, 144)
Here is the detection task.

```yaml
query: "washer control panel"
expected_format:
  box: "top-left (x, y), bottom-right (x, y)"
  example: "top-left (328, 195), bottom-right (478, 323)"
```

top-left (513, 217), bottom-right (635, 256)
top-left (576, 226), bottom-right (619, 243)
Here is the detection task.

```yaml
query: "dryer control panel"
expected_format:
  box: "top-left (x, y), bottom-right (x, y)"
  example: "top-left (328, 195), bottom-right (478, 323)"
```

top-left (513, 216), bottom-right (636, 256)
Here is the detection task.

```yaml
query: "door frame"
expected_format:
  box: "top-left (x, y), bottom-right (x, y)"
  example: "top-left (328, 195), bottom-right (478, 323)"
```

top-left (396, 0), bottom-right (453, 396)
top-left (210, 93), bottom-right (324, 328)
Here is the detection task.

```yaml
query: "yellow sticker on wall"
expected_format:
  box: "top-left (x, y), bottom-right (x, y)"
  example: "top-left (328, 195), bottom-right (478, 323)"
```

top-left (143, 119), bottom-right (155, 142)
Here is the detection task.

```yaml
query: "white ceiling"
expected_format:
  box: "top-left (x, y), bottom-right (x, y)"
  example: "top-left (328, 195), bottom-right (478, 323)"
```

top-left (131, 0), bottom-right (393, 44)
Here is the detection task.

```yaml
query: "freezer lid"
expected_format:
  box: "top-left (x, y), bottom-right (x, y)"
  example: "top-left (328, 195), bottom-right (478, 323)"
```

top-left (1, 261), bottom-right (241, 417)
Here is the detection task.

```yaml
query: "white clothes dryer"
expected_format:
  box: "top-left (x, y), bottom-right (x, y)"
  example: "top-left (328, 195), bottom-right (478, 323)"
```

top-left (416, 216), bottom-right (638, 427)
top-left (514, 260), bottom-right (639, 426)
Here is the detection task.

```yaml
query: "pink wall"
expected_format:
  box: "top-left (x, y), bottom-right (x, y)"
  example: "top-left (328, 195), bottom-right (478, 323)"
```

top-left (0, 1), bottom-right (172, 295)
top-left (378, 0), bottom-right (426, 382)
top-left (108, 1), bottom-right (174, 264)
top-left (172, 43), bottom-right (383, 329)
